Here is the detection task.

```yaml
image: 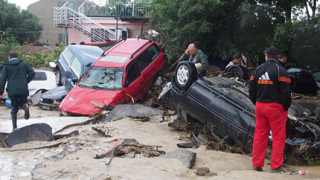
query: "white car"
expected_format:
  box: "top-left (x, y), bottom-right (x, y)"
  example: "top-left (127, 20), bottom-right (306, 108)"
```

top-left (1, 70), bottom-right (57, 104)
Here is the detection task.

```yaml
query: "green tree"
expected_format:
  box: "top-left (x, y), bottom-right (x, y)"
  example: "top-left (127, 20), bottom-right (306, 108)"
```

top-left (0, 0), bottom-right (42, 45)
top-left (149, 0), bottom-right (285, 65)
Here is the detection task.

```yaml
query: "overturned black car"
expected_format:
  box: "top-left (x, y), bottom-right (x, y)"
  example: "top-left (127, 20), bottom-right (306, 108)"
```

top-left (158, 61), bottom-right (320, 163)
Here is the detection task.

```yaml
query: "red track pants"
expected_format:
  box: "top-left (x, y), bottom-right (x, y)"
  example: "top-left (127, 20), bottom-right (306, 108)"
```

top-left (252, 101), bottom-right (287, 170)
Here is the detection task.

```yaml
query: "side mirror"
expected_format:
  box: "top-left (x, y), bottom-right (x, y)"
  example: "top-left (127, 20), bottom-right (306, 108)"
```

top-left (72, 77), bottom-right (78, 83)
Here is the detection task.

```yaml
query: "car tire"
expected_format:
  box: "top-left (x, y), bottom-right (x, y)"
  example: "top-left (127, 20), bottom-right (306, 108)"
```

top-left (56, 70), bottom-right (62, 86)
top-left (174, 61), bottom-right (197, 92)
top-left (225, 65), bottom-right (248, 80)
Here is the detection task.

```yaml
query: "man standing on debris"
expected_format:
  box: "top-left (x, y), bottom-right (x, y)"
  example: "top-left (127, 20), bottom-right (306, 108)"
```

top-left (178, 43), bottom-right (209, 76)
top-left (249, 46), bottom-right (291, 173)
top-left (0, 51), bottom-right (35, 130)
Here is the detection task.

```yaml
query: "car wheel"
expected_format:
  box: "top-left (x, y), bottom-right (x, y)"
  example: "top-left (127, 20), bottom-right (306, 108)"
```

top-left (56, 70), bottom-right (62, 86)
top-left (174, 61), bottom-right (197, 92)
top-left (225, 65), bottom-right (248, 80)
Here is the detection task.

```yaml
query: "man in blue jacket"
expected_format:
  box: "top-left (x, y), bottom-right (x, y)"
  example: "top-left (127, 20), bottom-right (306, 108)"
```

top-left (0, 51), bottom-right (35, 130)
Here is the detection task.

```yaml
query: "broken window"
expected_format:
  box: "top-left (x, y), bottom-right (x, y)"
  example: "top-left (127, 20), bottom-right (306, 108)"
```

top-left (79, 67), bottom-right (124, 90)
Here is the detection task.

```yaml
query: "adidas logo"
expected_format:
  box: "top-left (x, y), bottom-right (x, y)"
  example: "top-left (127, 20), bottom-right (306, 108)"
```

top-left (258, 72), bottom-right (273, 85)
top-left (259, 72), bottom-right (270, 80)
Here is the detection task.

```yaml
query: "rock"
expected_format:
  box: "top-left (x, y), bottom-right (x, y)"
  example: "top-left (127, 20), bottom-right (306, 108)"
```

top-left (195, 167), bottom-right (210, 176)
top-left (161, 149), bottom-right (196, 169)
top-left (123, 152), bottom-right (135, 158)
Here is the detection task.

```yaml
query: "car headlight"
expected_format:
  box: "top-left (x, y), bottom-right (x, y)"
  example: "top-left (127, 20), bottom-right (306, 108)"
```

top-left (61, 110), bottom-right (68, 116)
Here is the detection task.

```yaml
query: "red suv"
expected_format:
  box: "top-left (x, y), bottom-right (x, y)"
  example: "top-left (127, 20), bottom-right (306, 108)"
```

top-left (59, 38), bottom-right (165, 116)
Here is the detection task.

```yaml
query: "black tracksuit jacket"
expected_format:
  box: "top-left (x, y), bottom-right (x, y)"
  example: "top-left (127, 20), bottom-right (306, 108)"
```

top-left (249, 59), bottom-right (291, 111)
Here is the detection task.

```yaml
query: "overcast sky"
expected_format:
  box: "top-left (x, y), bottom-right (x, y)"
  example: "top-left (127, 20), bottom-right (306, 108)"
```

top-left (7, 0), bottom-right (106, 10)
top-left (7, 0), bottom-right (39, 10)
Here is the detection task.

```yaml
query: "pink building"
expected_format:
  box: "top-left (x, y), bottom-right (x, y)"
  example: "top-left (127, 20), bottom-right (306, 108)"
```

top-left (54, 1), bottom-right (151, 45)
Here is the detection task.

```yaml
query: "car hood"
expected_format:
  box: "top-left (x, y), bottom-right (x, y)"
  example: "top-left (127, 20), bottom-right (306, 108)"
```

top-left (41, 86), bottom-right (68, 100)
top-left (60, 86), bottom-right (121, 116)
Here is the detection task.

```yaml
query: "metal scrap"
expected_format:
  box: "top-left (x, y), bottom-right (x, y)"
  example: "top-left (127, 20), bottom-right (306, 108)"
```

top-left (92, 127), bottom-right (112, 137)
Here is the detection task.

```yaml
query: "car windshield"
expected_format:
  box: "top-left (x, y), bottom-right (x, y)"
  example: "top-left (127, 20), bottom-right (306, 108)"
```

top-left (79, 67), bottom-right (124, 90)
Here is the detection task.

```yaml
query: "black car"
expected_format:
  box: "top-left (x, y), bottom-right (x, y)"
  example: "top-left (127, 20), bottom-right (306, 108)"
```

top-left (38, 45), bottom-right (103, 110)
top-left (311, 69), bottom-right (320, 94)
top-left (158, 61), bottom-right (320, 160)
top-left (287, 68), bottom-right (318, 96)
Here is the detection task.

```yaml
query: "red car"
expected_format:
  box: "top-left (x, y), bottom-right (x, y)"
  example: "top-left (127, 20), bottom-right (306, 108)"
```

top-left (59, 38), bottom-right (165, 116)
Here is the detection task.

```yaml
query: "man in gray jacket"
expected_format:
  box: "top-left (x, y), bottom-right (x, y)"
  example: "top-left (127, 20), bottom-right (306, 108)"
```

top-left (0, 51), bottom-right (35, 130)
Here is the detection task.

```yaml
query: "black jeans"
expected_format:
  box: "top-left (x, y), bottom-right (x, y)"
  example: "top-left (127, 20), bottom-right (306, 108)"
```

top-left (9, 95), bottom-right (28, 114)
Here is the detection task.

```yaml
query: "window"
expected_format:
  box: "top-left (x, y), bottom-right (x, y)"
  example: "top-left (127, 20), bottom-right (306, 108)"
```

top-left (135, 51), bottom-right (151, 72)
top-left (79, 67), bottom-right (123, 90)
top-left (147, 44), bottom-right (161, 60)
top-left (63, 48), bottom-right (74, 65)
top-left (70, 57), bottom-right (82, 78)
top-left (32, 72), bottom-right (47, 81)
top-left (126, 61), bottom-right (141, 85)
top-left (135, 44), bottom-right (161, 72)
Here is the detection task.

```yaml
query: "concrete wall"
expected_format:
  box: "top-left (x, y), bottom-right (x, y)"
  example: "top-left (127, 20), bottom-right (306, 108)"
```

top-left (28, 0), bottom-right (85, 47)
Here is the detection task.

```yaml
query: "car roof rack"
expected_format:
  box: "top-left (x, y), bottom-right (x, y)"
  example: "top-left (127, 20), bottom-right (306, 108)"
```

top-left (130, 40), bottom-right (152, 59)
top-left (101, 38), bottom-right (127, 56)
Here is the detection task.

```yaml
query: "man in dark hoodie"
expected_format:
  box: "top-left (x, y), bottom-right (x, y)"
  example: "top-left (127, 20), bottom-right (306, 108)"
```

top-left (0, 51), bottom-right (35, 130)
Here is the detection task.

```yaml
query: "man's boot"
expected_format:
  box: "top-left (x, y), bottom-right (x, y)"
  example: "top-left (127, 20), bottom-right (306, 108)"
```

top-left (11, 113), bottom-right (17, 130)
top-left (23, 103), bottom-right (29, 120)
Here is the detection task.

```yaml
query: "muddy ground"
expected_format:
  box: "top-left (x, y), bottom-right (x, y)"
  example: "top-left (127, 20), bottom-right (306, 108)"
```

top-left (0, 98), bottom-right (320, 180)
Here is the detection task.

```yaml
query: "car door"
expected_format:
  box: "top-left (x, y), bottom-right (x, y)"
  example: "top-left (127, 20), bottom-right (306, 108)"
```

top-left (135, 44), bottom-right (163, 90)
top-left (123, 60), bottom-right (145, 103)
top-left (206, 86), bottom-right (255, 148)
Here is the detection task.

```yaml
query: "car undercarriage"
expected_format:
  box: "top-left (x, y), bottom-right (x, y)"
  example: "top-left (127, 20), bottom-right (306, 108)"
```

top-left (158, 61), bottom-right (320, 165)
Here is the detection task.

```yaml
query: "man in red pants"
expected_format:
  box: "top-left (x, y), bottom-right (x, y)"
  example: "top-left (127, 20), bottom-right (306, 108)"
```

top-left (249, 46), bottom-right (291, 173)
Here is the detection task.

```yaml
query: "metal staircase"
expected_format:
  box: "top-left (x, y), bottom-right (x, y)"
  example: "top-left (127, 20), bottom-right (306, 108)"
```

top-left (54, 1), bottom-right (116, 42)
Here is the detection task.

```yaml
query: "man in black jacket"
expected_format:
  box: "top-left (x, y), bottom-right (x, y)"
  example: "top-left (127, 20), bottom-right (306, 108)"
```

top-left (249, 46), bottom-right (291, 173)
top-left (0, 51), bottom-right (35, 130)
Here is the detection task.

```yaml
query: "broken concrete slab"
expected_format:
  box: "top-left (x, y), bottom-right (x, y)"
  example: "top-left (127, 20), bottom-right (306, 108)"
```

top-left (0, 116), bottom-right (92, 134)
top-left (103, 104), bottom-right (164, 122)
top-left (10, 141), bottom-right (61, 151)
top-left (3, 123), bottom-right (54, 147)
top-left (54, 130), bottom-right (80, 139)
top-left (30, 90), bottom-right (42, 105)
top-left (161, 149), bottom-right (196, 169)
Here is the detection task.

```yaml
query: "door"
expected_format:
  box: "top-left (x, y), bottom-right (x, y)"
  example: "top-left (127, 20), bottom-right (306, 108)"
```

top-left (135, 44), bottom-right (162, 90)
top-left (123, 61), bottom-right (145, 102)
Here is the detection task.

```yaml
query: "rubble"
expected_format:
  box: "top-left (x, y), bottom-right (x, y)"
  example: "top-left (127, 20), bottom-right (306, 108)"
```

top-left (10, 141), bottom-right (61, 151)
top-left (161, 149), bottom-right (196, 169)
top-left (3, 123), bottom-right (54, 147)
top-left (103, 104), bottom-right (164, 122)
top-left (195, 167), bottom-right (210, 176)
top-left (97, 138), bottom-right (165, 165)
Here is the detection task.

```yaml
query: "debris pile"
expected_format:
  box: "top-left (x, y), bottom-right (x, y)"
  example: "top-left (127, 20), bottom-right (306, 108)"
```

top-left (94, 139), bottom-right (165, 165)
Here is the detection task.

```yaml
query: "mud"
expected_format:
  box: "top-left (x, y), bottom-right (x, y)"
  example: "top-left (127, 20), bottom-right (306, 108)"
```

top-left (0, 103), bottom-right (320, 180)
